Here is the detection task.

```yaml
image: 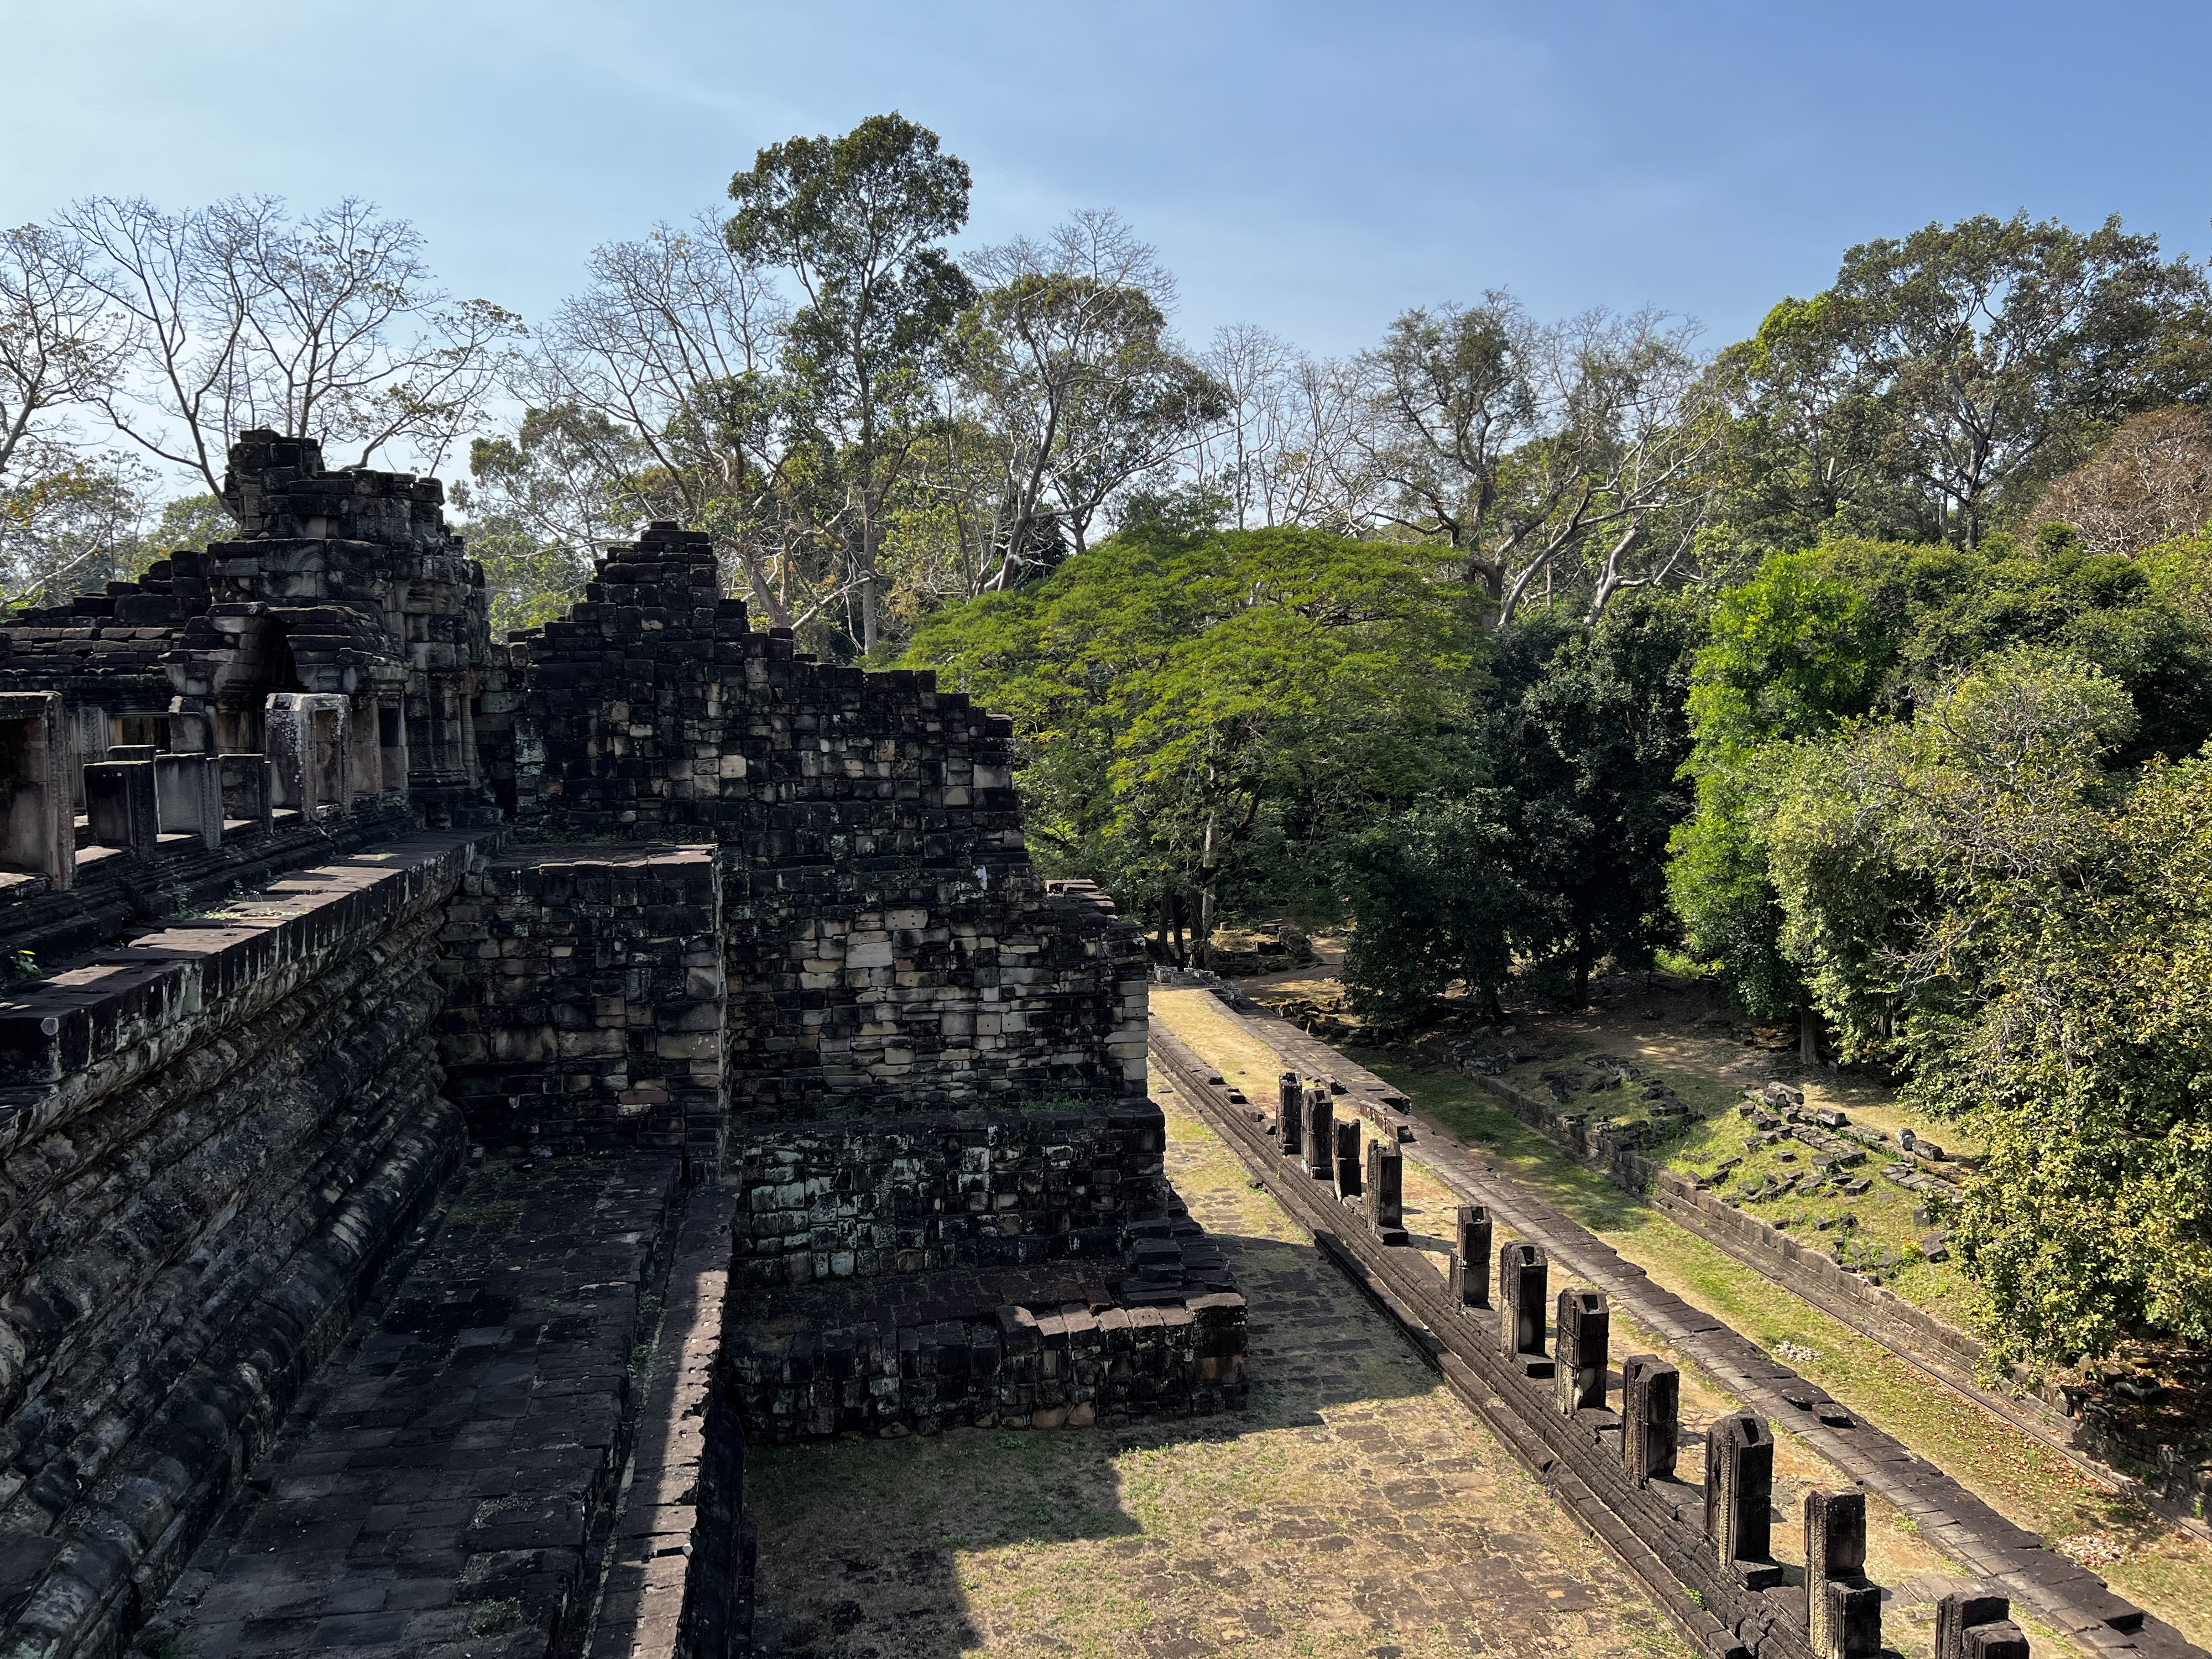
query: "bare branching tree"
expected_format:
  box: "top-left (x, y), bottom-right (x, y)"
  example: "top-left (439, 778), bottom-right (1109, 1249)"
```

top-left (527, 216), bottom-right (845, 629)
top-left (1352, 296), bottom-right (1720, 623)
top-left (2026, 405), bottom-right (2212, 555)
top-left (1, 222), bottom-right (130, 489)
top-left (949, 211), bottom-right (1223, 586)
top-left (1193, 325), bottom-right (1368, 532)
top-left (61, 195), bottom-right (519, 507)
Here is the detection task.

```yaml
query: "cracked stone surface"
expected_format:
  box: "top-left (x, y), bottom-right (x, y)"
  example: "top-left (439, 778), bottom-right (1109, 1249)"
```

top-left (141, 1154), bottom-right (681, 1659)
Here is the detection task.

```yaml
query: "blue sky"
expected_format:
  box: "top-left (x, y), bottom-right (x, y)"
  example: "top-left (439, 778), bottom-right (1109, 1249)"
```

top-left (6, 0), bottom-right (2209, 359)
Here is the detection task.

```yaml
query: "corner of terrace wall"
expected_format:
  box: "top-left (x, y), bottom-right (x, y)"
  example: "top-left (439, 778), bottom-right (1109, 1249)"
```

top-left (507, 523), bottom-right (1152, 1127)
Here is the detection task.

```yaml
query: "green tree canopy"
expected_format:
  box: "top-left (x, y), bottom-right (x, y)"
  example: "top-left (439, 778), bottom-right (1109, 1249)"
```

top-left (1756, 648), bottom-right (2210, 1369)
top-left (902, 523), bottom-right (1483, 961)
top-left (1716, 213), bottom-right (2212, 555)
top-left (727, 112), bottom-right (975, 654)
top-left (1670, 533), bottom-right (2212, 1020)
top-left (1339, 589), bottom-right (1704, 1016)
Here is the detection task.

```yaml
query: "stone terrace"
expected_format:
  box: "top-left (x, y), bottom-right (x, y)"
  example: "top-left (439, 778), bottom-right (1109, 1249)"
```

top-left (740, 1070), bottom-right (1675, 1658)
top-left (147, 1154), bottom-right (682, 1659)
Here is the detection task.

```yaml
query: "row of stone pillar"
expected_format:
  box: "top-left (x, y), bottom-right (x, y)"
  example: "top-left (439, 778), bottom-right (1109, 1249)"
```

top-left (1278, 1071), bottom-right (1407, 1245)
top-left (1434, 1204), bottom-right (2034, 1658)
top-left (1263, 1069), bottom-right (2035, 1658)
top-left (0, 691), bottom-right (367, 882)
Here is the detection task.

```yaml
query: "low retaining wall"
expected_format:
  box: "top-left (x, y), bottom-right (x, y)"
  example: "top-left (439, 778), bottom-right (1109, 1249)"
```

top-left (731, 1104), bottom-right (1168, 1287)
top-left (1477, 1076), bottom-right (1989, 1368)
top-left (728, 1286), bottom-right (1248, 1441)
top-left (1474, 1074), bottom-right (2212, 1521)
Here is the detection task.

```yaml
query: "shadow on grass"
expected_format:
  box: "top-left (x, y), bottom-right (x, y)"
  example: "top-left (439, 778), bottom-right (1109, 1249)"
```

top-left (743, 1227), bottom-right (1434, 1658)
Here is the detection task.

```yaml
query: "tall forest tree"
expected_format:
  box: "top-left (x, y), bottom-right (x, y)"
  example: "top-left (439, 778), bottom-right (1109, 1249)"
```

top-left (726, 112), bottom-right (975, 654)
top-left (1718, 213), bottom-right (2212, 552)
top-left (942, 211), bottom-right (1223, 590)
top-left (523, 217), bottom-right (806, 625)
top-left (1191, 324), bottom-right (1367, 533)
top-left (1352, 296), bottom-right (1722, 624)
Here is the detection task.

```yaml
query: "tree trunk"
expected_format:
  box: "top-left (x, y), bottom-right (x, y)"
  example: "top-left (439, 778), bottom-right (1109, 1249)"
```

top-left (859, 504), bottom-right (880, 654)
top-left (1799, 1003), bottom-right (1821, 1068)
top-left (1195, 809), bottom-right (1219, 971)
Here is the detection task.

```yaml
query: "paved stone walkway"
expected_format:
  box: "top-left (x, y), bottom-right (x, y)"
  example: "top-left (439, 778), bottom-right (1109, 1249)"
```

top-left (744, 1076), bottom-right (1676, 1659)
top-left (1209, 997), bottom-right (2200, 1659)
top-left (145, 1153), bottom-right (682, 1659)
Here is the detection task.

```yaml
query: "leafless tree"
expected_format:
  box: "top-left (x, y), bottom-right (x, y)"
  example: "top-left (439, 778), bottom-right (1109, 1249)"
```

top-left (951, 211), bottom-right (1222, 585)
top-left (1192, 325), bottom-right (1369, 532)
top-left (1, 222), bottom-right (130, 491)
top-left (527, 216), bottom-right (841, 627)
top-left (61, 195), bottom-right (519, 507)
top-left (1351, 296), bottom-right (1720, 624)
top-left (2026, 405), bottom-right (2212, 554)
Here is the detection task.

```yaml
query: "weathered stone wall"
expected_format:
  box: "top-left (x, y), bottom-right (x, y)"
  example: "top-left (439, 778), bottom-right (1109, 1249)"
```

top-left (728, 1287), bottom-right (1248, 1441)
top-left (0, 445), bottom-right (1168, 1659)
top-left (509, 523), bottom-right (1149, 1123)
top-left (433, 844), bottom-right (726, 1161)
top-left (0, 431), bottom-right (502, 834)
top-left (731, 1105), bottom-right (1170, 1287)
top-left (0, 834), bottom-right (477, 1653)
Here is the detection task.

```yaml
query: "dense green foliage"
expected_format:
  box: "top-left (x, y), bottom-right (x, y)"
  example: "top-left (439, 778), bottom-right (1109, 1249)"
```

top-left (1670, 533), bottom-right (2212, 1021)
top-left (1715, 213), bottom-right (2212, 555)
top-left (903, 523), bottom-right (1482, 953)
top-left (1340, 592), bottom-right (1702, 1016)
top-left (1746, 644), bottom-right (2212, 1368)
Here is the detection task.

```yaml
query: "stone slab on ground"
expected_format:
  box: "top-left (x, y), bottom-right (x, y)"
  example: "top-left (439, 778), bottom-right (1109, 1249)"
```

top-left (147, 1152), bottom-right (683, 1659)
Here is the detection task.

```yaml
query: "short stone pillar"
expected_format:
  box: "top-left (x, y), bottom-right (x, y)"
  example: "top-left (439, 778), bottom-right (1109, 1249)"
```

top-left (0, 692), bottom-right (74, 888)
top-left (266, 692), bottom-right (352, 818)
top-left (1448, 1206), bottom-right (1492, 1307)
top-left (220, 752), bottom-right (271, 833)
top-left (154, 752), bottom-right (223, 849)
top-left (1333, 1119), bottom-right (1362, 1199)
top-left (85, 758), bottom-right (159, 850)
top-left (1499, 1240), bottom-right (1548, 1360)
top-left (1620, 1354), bottom-right (1680, 1482)
top-left (1305, 1084), bottom-right (1335, 1181)
top-left (1937, 1590), bottom-right (2029, 1659)
top-left (1364, 1139), bottom-right (1406, 1243)
top-left (1279, 1072), bottom-right (1304, 1159)
top-left (1705, 1411), bottom-right (1781, 1587)
top-left (1554, 1288), bottom-right (1608, 1414)
top-left (1806, 1489), bottom-right (1880, 1658)
top-left (375, 698), bottom-right (408, 795)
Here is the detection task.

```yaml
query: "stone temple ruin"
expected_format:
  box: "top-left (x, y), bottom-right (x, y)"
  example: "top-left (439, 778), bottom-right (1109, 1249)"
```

top-left (0, 432), bottom-right (1241, 1658)
top-left (0, 432), bottom-right (2131, 1659)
